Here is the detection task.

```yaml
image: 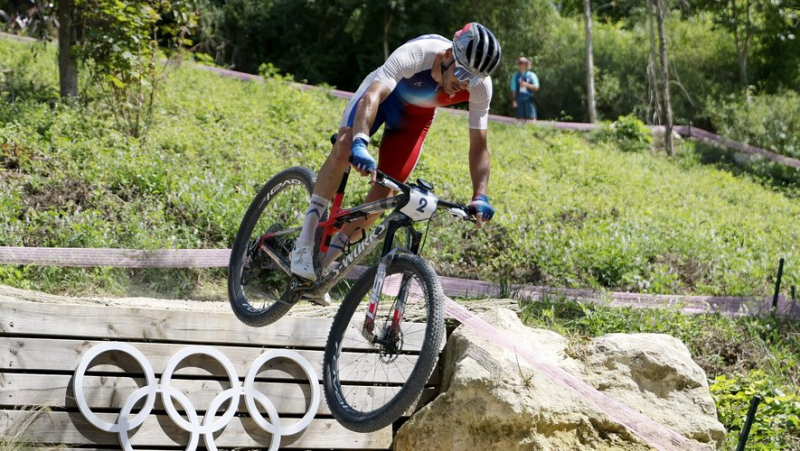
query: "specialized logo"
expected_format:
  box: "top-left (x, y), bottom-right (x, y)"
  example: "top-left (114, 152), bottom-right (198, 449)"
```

top-left (324, 223), bottom-right (386, 279)
top-left (73, 343), bottom-right (320, 451)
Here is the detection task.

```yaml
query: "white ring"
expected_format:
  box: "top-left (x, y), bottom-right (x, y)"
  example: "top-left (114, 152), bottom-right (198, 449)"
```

top-left (73, 342), bottom-right (157, 433)
top-left (244, 349), bottom-right (321, 436)
top-left (159, 346), bottom-right (240, 435)
top-left (73, 343), bottom-right (319, 449)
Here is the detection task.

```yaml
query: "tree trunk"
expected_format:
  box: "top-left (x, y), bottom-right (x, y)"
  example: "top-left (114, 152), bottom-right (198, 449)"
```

top-left (383, 11), bottom-right (393, 60)
top-left (583, 0), bottom-right (597, 123)
top-left (656, 0), bottom-right (673, 155)
top-left (739, 0), bottom-right (751, 86)
top-left (646, 0), bottom-right (662, 125)
top-left (57, 0), bottom-right (78, 98)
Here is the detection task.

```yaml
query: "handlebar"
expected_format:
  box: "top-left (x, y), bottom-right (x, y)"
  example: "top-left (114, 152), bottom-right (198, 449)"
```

top-left (347, 155), bottom-right (476, 222)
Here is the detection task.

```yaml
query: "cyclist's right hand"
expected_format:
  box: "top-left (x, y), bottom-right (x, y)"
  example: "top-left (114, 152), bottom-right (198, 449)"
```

top-left (350, 135), bottom-right (377, 178)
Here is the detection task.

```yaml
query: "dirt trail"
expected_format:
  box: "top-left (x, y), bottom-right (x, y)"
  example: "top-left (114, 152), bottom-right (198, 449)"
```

top-left (0, 284), bottom-right (520, 319)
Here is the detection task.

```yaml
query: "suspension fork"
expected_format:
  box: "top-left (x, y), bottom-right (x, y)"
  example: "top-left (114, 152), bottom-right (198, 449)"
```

top-left (362, 220), bottom-right (422, 344)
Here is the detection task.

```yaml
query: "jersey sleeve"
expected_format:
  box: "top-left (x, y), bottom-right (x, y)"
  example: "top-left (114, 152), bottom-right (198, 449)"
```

top-left (373, 43), bottom-right (425, 91)
top-left (529, 72), bottom-right (540, 88)
top-left (509, 73), bottom-right (518, 92)
top-left (468, 77), bottom-right (493, 130)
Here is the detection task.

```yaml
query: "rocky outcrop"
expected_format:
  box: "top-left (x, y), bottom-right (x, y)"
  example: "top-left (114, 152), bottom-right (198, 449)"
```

top-left (394, 308), bottom-right (725, 451)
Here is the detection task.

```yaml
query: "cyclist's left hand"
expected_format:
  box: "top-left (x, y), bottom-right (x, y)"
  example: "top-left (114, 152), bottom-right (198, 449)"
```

top-left (468, 194), bottom-right (494, 229)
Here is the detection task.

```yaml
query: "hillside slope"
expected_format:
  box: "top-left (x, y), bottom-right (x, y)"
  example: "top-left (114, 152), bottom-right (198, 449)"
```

top-left (0, 39), bottom-right (798, 297)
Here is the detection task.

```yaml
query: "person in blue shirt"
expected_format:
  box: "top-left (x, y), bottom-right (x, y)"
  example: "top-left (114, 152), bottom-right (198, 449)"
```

top-left (509, 57), bottom-right (539, 121)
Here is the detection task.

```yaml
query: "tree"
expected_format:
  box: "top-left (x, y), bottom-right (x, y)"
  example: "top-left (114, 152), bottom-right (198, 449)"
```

top-left (583, 0), bottom-right (597, 123)
top-left (645, 0), bottom-right (662, 125)
top-left (56, 0), bottom-right (77, 98)
top-left (655, 0), bottom-right (674, 154)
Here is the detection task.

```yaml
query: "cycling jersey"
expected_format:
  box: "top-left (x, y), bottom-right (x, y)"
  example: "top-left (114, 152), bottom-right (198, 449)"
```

top-left (339, 34), bottom-right (493, 182)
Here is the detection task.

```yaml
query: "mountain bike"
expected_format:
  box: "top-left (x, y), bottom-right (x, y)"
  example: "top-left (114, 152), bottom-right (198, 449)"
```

top-left (227, 135), bottom-right (476, 432)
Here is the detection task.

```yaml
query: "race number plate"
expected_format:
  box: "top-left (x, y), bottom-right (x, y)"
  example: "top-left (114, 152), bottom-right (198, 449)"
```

top-left (400, 188), bottom-right (438, 221)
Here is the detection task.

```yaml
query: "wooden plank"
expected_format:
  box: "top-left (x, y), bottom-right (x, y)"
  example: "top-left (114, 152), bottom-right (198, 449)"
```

top-left (0, 247), bottom-right (231, 268)
top-left (0, 410), bottom-right (392, 448)
top-left (0, 299), bottom-right (430, 351)
top-left (0, 373), bottom-right (436, 417)
top-left (0, 338), bottom-right (439, 385)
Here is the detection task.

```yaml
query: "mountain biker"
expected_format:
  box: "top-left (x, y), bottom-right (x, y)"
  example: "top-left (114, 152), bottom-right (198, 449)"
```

top-left (291, 22), bottom-right (502, 289)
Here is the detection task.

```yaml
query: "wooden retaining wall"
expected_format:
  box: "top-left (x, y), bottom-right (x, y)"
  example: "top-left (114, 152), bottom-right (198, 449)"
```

top-left (0, 298), bottom-right (439, 449)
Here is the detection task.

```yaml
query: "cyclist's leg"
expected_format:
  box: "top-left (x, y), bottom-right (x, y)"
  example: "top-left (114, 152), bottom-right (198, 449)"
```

top-left (324, 114), bottom-right (433, 267)
top-left (293, 73), bottom-right (383, 279)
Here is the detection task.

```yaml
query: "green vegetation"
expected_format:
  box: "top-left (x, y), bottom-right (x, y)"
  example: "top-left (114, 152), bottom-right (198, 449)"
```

top-left (1, 38), bottom-right (798, 299)
top-left (190, 0), bottom-right (798, 153)
top-left (707, 89), bottom-right (800, 160)
top-left (521, 298), bottom-right (800, 449)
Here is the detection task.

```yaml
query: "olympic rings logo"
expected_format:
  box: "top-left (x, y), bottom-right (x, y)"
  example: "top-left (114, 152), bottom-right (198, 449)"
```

top-left (73, 342), bottom-right (320, 451)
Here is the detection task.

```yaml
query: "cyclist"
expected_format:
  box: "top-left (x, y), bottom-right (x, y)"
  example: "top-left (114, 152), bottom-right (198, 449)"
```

top-left (291, 22), bottom-right (502, 289)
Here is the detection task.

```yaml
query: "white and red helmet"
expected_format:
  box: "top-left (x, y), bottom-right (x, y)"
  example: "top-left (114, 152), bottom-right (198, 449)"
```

top-left (452, 23), bottom-right (502, 81)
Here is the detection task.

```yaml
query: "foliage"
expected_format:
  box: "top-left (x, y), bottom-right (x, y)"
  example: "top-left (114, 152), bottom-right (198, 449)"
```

top-left (77, 0), bottom-right (197, 137)
top-left (712, 371), bottom-right (800, 450)
top-left (0, 38), bottom-right (798, 299)
top-left (184, 0), bottom-right (780, 128)
top-left (520, 298), bottom-right (800, 449)
top-left (705, 89), bottom-right (800, 160)
top-left (592, 114), bottom-right (652, 152)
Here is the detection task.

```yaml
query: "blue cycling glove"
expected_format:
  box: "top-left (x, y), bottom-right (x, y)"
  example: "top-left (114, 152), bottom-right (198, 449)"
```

top-left (468, 194), bottom-right (494, 221)
top-left (350, 136), bottom-right (377, 173)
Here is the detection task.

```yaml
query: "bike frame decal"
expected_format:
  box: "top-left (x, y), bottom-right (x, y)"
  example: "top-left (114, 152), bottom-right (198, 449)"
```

top-left (258, 178), bottom-right (305, 210)
top-left (322, 223), bottom-right (387, 282)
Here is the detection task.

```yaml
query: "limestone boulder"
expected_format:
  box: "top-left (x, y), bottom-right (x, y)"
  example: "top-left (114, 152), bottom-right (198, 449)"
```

top-left (393, 308), bottom-right (725, 451)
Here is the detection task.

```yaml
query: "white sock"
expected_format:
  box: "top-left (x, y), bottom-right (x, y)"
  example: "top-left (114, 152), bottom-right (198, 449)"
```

top-left (296, 194), bottom-right (329, 247)
top-left (324, 231), bottom-right (350, 268)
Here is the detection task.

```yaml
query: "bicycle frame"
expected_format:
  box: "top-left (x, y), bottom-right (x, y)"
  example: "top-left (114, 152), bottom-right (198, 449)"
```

top-left (257, 165), bottom-right (471, 343)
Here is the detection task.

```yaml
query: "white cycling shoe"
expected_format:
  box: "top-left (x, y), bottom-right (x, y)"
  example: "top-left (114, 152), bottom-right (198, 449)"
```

top-left (291, 243), bottom-right (332, 306)
top-left (290, 243), bottom-right (317, 281)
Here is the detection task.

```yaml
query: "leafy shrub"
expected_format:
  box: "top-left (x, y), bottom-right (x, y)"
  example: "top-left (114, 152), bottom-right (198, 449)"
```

top-left (706, 89), bottom-right (800, 160)
top-left (593, 114), bottom-right (652, 152)
top-left (711, 371), bottom-right (800, 450)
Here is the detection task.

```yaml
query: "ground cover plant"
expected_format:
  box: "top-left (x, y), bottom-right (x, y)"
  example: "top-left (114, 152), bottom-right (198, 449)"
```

top-left (0, 38), bottom-right (798, 300)
top-left (521, 298), bottom-right (800, 450)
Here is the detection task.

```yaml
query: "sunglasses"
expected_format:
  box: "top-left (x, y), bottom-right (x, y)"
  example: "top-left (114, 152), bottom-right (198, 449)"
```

top-left (450, 58), bottom-right (484, 87)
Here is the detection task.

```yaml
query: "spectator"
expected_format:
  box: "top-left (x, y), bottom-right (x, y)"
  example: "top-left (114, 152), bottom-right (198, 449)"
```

top-left (510, 57), bottom-right (539, 122)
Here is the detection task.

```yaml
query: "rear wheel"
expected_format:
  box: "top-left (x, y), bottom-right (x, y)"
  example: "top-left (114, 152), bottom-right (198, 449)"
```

top-left (323, 253), bottom-right (445, 432)
top-left (228, 166), bottom-right (319, 327)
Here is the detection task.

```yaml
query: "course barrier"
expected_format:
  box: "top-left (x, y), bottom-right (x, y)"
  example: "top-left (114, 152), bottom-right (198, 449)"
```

top-left (1, 246), bottom-right (796, 319)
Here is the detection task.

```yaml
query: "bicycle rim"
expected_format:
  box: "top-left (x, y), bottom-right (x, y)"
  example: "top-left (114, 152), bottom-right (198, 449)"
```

top-left (323, 253), bottom-right (444, 432)
top-left (228, 167), bottom-right (315, 326)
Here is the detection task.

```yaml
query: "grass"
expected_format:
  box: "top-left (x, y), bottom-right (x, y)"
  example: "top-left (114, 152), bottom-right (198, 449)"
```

top-left (520, 297), bottom-right (800, 450)
top-left (0, 37), bottom-right (798, 301)
top-left (0, 405), bottom-right (51, 451)
top-left (0, 37), bottom-right (799, 450)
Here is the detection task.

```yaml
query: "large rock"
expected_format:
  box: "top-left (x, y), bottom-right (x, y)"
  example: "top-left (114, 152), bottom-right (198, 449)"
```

top-left (394, 308), bottom-right (725, 451)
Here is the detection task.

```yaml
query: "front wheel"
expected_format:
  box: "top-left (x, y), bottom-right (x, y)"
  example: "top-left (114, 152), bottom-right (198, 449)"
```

top-left (228, 166), bottom-right (318, 327)
top-left (323, 253), bottom-right (445, 432)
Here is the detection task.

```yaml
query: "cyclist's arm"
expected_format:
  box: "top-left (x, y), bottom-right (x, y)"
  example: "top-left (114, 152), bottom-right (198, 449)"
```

top-left (351, 81), bottom-right (392, 144)
top-left (469, 128), bottom-right (490, 197)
